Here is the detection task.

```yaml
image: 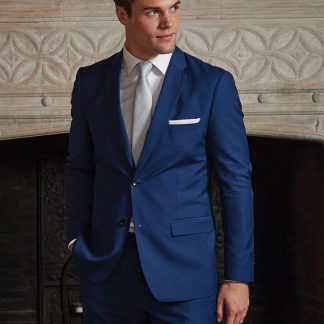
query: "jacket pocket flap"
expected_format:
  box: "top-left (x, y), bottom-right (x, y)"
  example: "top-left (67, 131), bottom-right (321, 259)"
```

top-left (170, 216), bottom-right (213, 237)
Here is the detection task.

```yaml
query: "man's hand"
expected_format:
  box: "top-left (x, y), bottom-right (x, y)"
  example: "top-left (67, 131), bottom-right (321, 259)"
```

top-left (216, 281), bottom-right (249, 324)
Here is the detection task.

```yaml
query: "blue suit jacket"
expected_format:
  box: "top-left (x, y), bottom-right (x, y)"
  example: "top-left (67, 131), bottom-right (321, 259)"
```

top-left (64, 47), bottom-right (254, 302)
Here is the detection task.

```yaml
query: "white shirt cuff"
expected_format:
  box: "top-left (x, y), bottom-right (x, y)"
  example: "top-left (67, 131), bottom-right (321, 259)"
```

top-left (68, 238), bottom-right (77, 251)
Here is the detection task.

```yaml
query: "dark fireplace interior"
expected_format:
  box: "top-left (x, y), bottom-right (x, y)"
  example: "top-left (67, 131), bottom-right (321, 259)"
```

top-left (0, 134), bottom-right (323, 324)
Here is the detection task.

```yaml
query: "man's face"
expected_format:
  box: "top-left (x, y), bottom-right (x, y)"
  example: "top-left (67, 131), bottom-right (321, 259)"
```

top-left (116, 0), bottom-right (181, 60)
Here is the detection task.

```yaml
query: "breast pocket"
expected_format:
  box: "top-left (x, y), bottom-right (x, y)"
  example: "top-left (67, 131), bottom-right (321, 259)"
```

top-left (168, 118), bottom-right (201, 132)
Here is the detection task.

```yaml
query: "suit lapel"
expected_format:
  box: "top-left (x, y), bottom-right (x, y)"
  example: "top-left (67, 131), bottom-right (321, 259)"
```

top-left (136, 48), bottom-right (188, 171)
top-left (104, 47), bottom-right (188, 171)
top-left (105, 51), bottom-right (135, 169)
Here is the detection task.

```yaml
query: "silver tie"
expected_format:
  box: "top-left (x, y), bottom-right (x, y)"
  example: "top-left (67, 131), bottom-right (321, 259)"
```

top-left (132, 61), bottom-right (153, 166)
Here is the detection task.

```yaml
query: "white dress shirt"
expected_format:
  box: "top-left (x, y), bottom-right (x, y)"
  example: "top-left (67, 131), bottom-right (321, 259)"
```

top-left (121, 45), bottom-right (172, 232)
top-left (120, 46), bottom-right (172, 148)
top-left (68, 47), bottom-right (172, 249)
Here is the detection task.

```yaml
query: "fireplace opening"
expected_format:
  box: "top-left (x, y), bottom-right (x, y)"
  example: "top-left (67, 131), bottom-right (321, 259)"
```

top-left (0, 135), bottom-right (323, 324)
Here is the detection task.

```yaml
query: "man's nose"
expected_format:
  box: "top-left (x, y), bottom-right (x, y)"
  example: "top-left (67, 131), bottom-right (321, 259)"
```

top-left (160, 12), bottom-right (173, 29)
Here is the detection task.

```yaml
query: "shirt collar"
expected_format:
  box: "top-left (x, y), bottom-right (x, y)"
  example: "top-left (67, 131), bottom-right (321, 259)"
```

top-left (122, 45), bottom-right (172, 76)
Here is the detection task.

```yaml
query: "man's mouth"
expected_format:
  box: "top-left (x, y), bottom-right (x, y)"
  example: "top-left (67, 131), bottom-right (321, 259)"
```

top-left (157, 33), bottom-right (175, 41)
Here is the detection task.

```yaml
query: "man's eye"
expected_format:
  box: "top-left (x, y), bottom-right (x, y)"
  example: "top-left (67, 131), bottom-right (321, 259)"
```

top-left (146, 10), bottom-right (159, 16)
top-left (170, 5), bottom-right (179, 13)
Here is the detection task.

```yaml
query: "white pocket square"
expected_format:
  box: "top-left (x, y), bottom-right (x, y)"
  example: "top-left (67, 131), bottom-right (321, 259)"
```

top-left (168, 118), bottom-right (201, 125)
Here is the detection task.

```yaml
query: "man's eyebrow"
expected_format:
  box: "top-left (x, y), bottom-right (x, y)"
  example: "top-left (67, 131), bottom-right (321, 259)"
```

top-left (143, 1), bottom-right (181, 11)
top-left (170, 1), bottom-right (181, 9)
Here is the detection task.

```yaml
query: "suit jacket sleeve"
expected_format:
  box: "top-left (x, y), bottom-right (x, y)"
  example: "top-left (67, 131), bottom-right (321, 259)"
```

top-left (206, 70), bottom-right (254, 282)
top-left (64, 68), bottom-right (95, 244)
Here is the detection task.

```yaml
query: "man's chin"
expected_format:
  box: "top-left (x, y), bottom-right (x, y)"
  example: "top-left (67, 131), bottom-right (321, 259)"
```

top-left (154, 44), bottom-right (176, 55)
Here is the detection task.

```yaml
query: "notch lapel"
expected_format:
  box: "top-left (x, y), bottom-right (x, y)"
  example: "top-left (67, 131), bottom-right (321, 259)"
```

top-left (136, 48), bottom-right (188, 171)
top-left (105, 51), bottom-right (135, 169)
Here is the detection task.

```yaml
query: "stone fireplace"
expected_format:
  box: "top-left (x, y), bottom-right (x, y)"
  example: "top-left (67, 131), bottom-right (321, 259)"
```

top-left (1, 135), bottom-right (323, 324)
top-left (0, 1), bottom-right (323, 323)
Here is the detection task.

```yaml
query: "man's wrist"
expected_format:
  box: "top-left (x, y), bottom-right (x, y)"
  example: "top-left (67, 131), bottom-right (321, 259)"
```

top-left (223, 279), bottom-right (250, 285)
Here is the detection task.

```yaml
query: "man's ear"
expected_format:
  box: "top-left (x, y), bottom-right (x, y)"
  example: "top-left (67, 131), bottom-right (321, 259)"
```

top-left (115, 5), bottom-right (129, 26)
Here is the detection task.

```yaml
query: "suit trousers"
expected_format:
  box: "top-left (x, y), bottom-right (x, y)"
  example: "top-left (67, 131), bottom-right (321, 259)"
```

top-left (77, 233), bottom-right (217, 324)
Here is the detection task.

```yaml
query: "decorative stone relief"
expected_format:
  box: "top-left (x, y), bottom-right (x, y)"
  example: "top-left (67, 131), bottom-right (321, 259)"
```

top-left (0, 26), bottom-right (323, 89)
top-left (179, 26), bottom-right (324, 87)
top-left (0, 27), bottom-right (124, 89)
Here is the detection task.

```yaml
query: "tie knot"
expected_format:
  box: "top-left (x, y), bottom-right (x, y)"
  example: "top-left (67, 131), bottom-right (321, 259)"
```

top-left (138, 61), bottom-right (152, 78)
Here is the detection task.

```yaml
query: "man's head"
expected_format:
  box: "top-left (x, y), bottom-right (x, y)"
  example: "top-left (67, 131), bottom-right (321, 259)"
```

top-left (115, 0), bottom-right (181, 60)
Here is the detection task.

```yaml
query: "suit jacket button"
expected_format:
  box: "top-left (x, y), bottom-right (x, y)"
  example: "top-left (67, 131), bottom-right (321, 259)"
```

top-left (119, 219), bottom-right (127, 226)
top-left (132, 179), bottom-right (140, 187)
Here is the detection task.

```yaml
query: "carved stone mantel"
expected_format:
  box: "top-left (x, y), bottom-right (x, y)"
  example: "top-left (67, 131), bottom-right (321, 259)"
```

top-left (0, 1), bottom-right (323, 143)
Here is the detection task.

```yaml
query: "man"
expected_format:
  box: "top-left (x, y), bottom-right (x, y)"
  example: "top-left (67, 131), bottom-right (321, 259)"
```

top-left (64, 0), bottom-right (254, 323)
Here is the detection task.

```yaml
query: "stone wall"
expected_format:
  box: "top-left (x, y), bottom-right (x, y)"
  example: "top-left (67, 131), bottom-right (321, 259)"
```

top-left (0, 0), bottom-right (323, 142)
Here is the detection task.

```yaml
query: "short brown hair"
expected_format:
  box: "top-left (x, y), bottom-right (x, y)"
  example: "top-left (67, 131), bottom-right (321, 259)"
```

top-left (114, 0), bottom-right (133, 16)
